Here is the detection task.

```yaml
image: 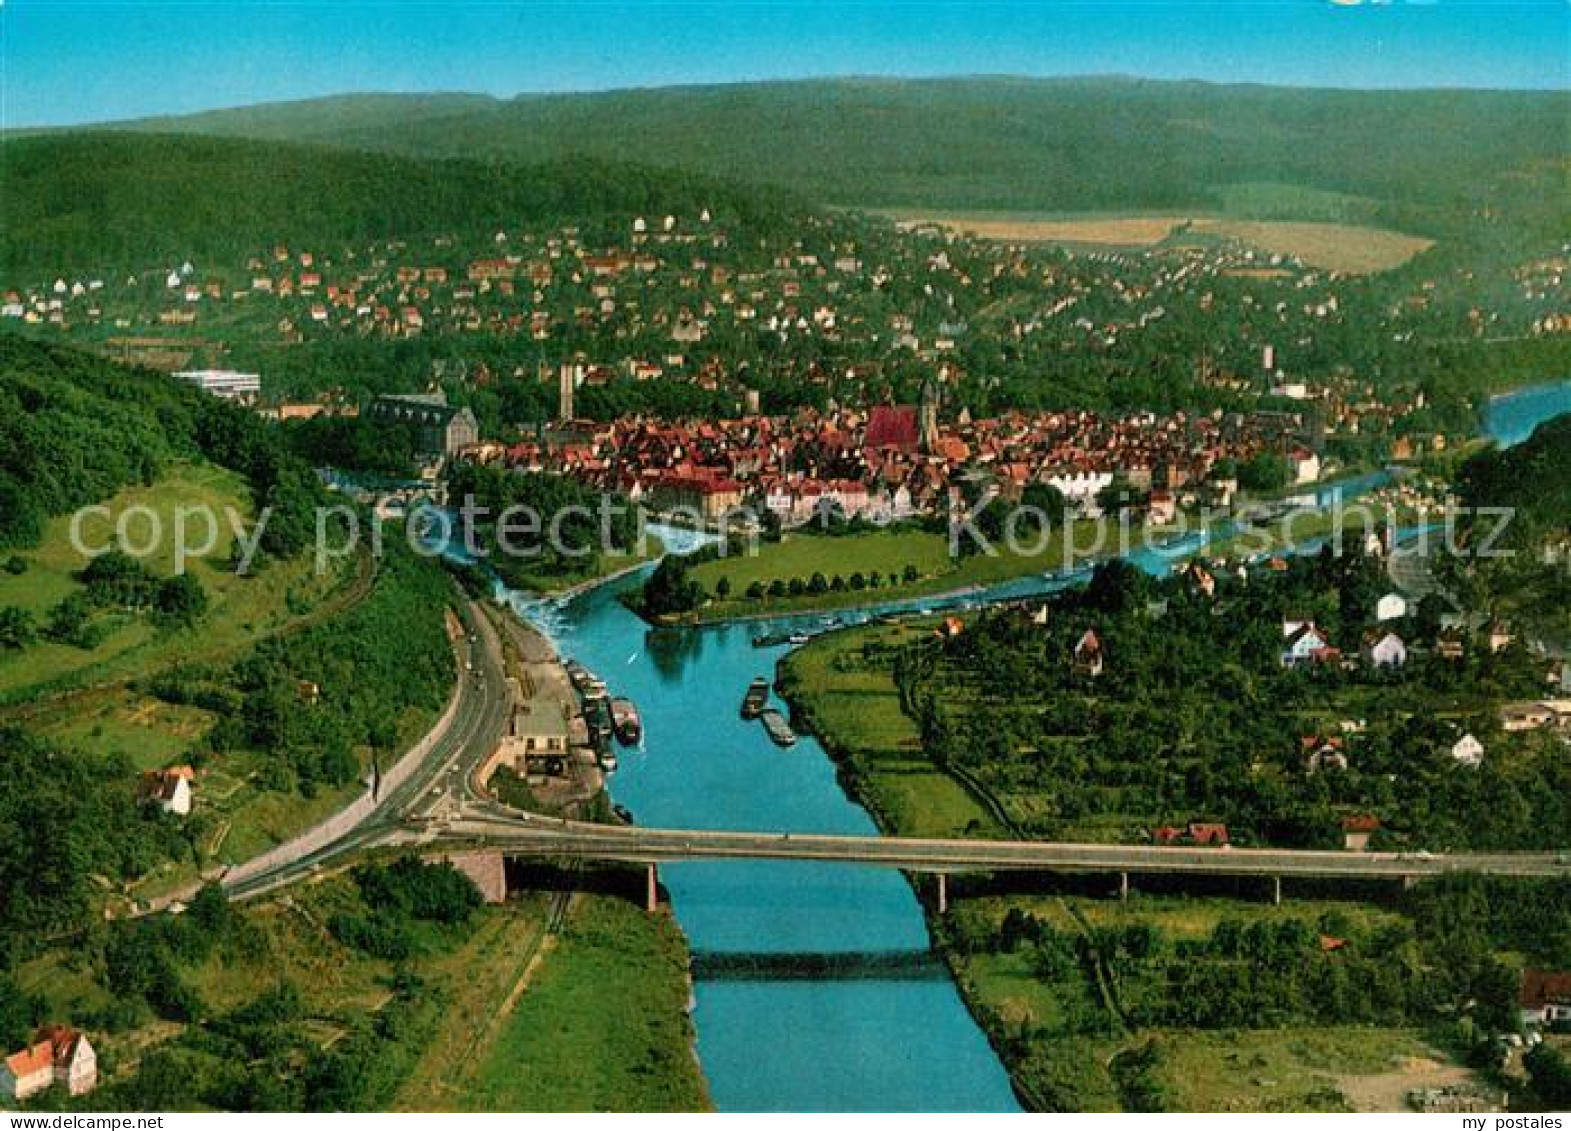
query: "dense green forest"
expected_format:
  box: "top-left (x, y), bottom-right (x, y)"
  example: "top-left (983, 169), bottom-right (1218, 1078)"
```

top-left (0, 132), bottom-right (806, 279)
top-left (0, 335), bottom-right (317, 556)
top-left (1448, 413), bottom-right (1571, 646)
top-left (1458, 413), bottom-right (1571, 534)
top-left (103, 78), bottom-right (1571, 240)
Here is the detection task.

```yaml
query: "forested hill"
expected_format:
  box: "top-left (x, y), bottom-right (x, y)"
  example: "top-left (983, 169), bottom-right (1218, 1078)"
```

top-left (0, 132), bottom-right (807, 278)
top-left (0, 334), bottom-right (316, 555)
top-left (98, 77), bottom-right (1571, 238)
top-left (1458, 413), bottom-right (1571, 531)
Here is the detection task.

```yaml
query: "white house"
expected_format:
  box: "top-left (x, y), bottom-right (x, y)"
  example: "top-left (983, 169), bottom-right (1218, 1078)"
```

top-left (1047, 470), bottom-right (1115, 512)
top-left (1375, 593), bottom-right (1408, 623)
top-left (1451, 733), bottom-right (1485, 768)
top-left (1365, 632), bottom-right (1408, 670)
top-left (139, 767), bottom-right (194, 816)
top-left (1281, 621), bottom-right (1330, 668)
top-left (1, 1027), bottom-right (96, 1102)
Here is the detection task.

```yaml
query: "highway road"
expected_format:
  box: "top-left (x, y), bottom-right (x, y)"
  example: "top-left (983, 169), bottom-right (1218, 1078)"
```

top-left (223, 592), bottom-right (514, 901)
top-left (396, 812), bottom-right (1571, 881)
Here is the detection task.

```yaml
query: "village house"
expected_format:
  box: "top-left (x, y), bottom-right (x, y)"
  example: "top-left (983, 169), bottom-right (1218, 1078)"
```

top-left (138, 765), bottom-right (194, 816)
top-left (490, 686), bottom-right (571, 779)
top-left (1364, 631), bottom-right (1408, 670)
top-left (1451, 733), bottom-right (1485, 768)
top-left (1521, 969), bottom-right (1571, 1031)
top-left (1500, 699), bottom-right (1571, 733)
top-left (1281, 620), bottom-right (1331, 668)
top-left (1302, 734), bottom-right (1348, 773)
top-left (1341, 814), bottom-right (1380, 852)
top-left (1, 1026), bottom-right (97, 1102)
top-left (1072, 629), bottom-right (1105, 678)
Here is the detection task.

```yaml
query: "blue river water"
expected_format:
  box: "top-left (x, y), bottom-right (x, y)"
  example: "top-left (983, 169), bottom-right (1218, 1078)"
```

top-left (497, 377), bottom-right (1569, 1112)
top-left (1484, 379), bottom-right (1571, 448)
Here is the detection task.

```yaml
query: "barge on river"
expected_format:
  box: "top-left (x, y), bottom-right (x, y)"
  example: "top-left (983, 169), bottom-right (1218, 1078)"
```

top-left (610, 697), bottom-right (642, 745)
top-left (741, 677), bottom-right (770, 719)
top-left (759, 707), bottom-right (797, 747)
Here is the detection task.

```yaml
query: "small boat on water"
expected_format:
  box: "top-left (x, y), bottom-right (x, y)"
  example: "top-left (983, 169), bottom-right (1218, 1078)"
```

top-left (584, 697), bottom-right (614, 750)
top-left (567, 660), bottom-right (607, 698)
top-left (787, 632), bottom-right (811, 645)
top-left (740, 677), bottom-right (770, 719)
top-left (752, 631), bottom-right (790, 648)
top-left (610, 697), bottom-right (642, 745)
top-left (759, 707), bottom-right (797, 747)
top-left (611, 802), bottom-right (635, 825)
top-left (597, 747), bottom-right (619, 773)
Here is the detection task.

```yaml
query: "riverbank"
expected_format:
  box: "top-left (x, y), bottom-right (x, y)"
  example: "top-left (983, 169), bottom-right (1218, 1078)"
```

top-left (478, 593), bottom-right (714, 1109)
top-left (775, 624), bottom-right (1488, 1112)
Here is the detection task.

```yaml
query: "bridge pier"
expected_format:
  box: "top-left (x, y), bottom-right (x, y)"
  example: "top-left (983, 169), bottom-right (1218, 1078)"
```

top-left (936, 873), bottom-right (948, 916)
top-left (646, 863), bottom-right (659, 913)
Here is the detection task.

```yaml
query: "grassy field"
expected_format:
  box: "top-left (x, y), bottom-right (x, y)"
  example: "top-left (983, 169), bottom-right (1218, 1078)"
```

top-left (0, 461), bottom-right (349, 701)
top-left (685, 519), bottom-right (1115, 624)
top-left (437, 895), bottom-right (710, 1112)
top-left (1190, 220), bottom-right (1433, 275)
top-left (780, 622), bottom-right (993, 838)
top-left (0, 462), bottom-right (391, 900)
top-left (1149, 1027), bottom-right (1448, 1112)
top-left (886, 210), bottom-right (1433, 274)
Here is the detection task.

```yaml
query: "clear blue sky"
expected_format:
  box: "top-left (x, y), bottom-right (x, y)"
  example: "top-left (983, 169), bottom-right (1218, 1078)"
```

top-left (2, 0), bottom-right (1567, 128)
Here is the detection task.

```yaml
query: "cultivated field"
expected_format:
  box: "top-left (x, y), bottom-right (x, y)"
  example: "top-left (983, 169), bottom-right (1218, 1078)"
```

top-left (888, 211), bottom-right (1434, 274)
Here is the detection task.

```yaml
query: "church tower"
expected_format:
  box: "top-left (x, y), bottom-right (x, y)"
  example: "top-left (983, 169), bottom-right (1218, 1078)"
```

top-left (918, 378), bottom-right (940, 454)
top-left (557, 362), bottom-right (575, 424)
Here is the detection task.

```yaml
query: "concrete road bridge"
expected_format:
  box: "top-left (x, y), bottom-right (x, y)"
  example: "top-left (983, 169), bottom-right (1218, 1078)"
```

top-left (373, 808), bottom-right (1569, 913)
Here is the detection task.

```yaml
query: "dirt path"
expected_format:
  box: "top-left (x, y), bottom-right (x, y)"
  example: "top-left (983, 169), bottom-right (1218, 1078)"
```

top-left (393, 889), bottom-right (574, 1111)
top-left (1335, 1053), bottom-right (1477, 1112)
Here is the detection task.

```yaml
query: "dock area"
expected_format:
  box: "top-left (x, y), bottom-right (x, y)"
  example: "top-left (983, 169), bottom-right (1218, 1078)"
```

top-left (481, 604), bottom-right (605, 814)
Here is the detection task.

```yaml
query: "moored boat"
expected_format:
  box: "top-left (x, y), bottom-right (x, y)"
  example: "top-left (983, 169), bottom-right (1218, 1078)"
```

top-left (740, 677), bottom-right (770, 719)
top-left (567, 660), bottom-right (607, 698)
top-left (584, 696), bottom-right (614, 751)
top-left (610, 697), bottom-right (642, 745)
top-left (759, 707), bottom-right (797, 747)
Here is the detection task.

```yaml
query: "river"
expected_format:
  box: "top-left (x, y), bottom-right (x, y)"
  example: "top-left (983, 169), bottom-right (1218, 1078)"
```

top-left (496, 377), bottom-right (1570, 1112)
top-left (1484, 379), bottom-right (1571, 448)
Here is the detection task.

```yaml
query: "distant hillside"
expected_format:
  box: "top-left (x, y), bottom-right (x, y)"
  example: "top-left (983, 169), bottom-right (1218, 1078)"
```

top-left (0, 132), bottom-right (805, 279)
top-left (97, 77), bottom-right (1571, 238)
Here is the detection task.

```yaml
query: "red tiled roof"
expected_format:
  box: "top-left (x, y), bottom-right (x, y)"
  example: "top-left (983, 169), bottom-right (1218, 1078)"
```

top-left (1522, 968), bottom-right (1571, 1008)
top-left (865, 405), bottom-right (919, 451)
